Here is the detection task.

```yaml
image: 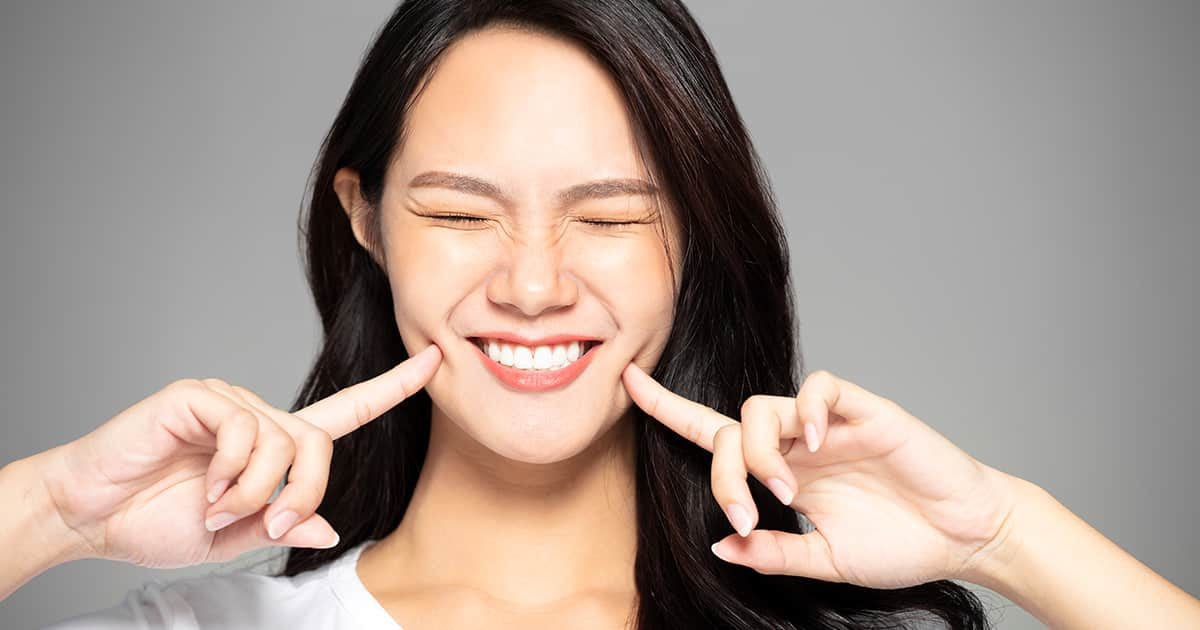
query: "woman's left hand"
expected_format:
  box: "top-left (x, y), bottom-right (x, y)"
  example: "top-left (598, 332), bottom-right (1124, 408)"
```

top-left (621, 364), bottom-right (1019, 589)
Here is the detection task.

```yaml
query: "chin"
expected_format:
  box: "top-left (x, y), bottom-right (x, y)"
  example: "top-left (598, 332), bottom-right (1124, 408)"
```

top-left (427, 387), bottom-right (623, 465)
top-left (471, 407), bottom-right (616, 464)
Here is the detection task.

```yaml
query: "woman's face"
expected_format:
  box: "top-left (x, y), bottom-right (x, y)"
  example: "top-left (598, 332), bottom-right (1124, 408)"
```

top-left (342, 27), bottom-right (681, 464)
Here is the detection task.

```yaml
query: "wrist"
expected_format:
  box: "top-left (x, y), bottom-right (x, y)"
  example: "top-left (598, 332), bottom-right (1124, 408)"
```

top-left (952, 468), bottom-right (1200, 627)
top-left (0, 446), bottom-right (92, 599)
top-left (956, 467), bottom-right (1041, 593)
top-left (14, 445), bottom-right (92, 564)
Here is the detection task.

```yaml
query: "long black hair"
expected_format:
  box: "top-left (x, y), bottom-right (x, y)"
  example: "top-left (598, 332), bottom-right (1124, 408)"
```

top-left (280, 1), bottom-right (993, 628)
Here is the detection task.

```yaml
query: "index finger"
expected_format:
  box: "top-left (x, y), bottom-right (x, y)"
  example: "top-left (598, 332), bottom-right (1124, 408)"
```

top-left (621, 361), bottom-right (736, 452)
top-left (295, 343), bottom-right (442, 439)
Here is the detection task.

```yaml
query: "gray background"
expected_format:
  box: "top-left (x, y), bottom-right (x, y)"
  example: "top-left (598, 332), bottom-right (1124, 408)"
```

top-left (2, 1), bottom-right (1197, 628)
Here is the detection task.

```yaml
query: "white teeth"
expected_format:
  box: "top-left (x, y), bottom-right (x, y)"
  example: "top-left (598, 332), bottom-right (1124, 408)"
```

top-left (513, 346), bottom-right (533, 369)
top-left (551, 344), bottom-right (567, 368)
top-left (532, 346), bottom-right (552, 369)
top-left (475, 338), bottom-right (594, 371)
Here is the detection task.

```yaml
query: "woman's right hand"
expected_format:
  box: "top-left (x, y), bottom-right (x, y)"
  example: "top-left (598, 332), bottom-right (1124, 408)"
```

top-left (37, 344), bottom-right (442, 569)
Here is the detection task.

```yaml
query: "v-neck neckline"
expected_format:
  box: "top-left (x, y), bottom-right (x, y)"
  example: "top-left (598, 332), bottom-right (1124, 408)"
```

top-left (327, 539), bottom-right (405, 629)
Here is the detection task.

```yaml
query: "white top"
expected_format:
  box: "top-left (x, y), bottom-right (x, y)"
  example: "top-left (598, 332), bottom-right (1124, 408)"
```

top-left (41, 540), bottom-right (403, 630)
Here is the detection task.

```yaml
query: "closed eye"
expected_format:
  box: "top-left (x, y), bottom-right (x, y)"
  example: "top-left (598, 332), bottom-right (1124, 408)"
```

top-left (430, 214), bottom-right (487, 224)
top-left (579, 219), bottom-right (636, 228)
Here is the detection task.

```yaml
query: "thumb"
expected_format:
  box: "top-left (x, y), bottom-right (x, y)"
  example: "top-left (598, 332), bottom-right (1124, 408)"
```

top-left (207, 508), bottom-right (339, 561)
top-left (711, 529), bottom-right (842, 582)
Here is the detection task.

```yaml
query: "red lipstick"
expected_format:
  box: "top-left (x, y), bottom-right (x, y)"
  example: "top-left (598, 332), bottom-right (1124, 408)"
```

top-left (469, 331), bottom-right (601, 347)
top-left (468, 336), bottom-right (599, 392)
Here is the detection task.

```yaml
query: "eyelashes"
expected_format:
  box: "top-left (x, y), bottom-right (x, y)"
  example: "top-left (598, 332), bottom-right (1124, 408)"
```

top-left (578, 219), bottom-right (638, 228)
top-left (432, 214), bottom-right (483, 223)
top-left (426, 214), bottom-right (637, 229)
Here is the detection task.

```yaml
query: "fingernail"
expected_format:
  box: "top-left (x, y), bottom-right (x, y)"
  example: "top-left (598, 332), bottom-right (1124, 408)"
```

top-left (805, 422), bottom-right (821, 452)
top-left (207, 479), bottom-right (230, 503)
top-left (205, 512), bottom-right (238, 532)
top-left (318, 532), bottom-right (340, 549)
top-left (711, 541), bottom-right (731, 562)
top-left (267, 510), bottom-right (299, 540)
top-left (725, 503), bottom-right (752, 537)
top-left (766, 476), bottom-right (795, 505)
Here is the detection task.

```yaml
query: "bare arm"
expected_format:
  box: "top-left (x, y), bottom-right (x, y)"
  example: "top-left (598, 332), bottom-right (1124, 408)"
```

top-left (1, 347), bottom-right (443, 604)
top-left (963, 473), bottom-right (1200, 629)
top-left (0, 446), bottom-right (90, 601)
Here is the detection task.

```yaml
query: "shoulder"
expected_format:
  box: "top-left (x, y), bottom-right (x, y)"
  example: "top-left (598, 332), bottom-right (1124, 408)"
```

top-left (40, 543), bottom-right (373, 630)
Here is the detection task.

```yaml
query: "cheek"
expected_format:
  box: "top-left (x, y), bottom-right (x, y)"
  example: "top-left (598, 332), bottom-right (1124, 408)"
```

top-left (575, 236), bottom-right (676, 330)
top-left (384, 229), bottom-right (493, 327)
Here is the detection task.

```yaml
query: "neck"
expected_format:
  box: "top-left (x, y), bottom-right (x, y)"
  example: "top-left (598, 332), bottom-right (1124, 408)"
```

top-left (361, 404), bottom-right (639, 608)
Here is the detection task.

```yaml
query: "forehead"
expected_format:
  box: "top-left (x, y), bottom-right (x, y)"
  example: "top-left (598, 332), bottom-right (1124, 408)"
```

top-left (392, 26), bottom-right (651, 194)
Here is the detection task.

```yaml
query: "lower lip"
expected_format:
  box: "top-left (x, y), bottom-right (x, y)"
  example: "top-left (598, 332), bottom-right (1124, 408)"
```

top-left (471, 339), bottom-right (599, 392)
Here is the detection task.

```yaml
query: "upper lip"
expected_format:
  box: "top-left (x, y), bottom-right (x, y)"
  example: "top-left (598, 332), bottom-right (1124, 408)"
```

top-left (468, 331), bottom-right (603, 347)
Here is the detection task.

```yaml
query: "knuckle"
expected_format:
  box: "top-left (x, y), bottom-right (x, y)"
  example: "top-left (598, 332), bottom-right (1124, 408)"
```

top-left (230, 407), bottom-right (258, 427)
top-left (201, 377), bottom-right (229, 389)
top-left (309, 426), bottom-right (334, 455)
top-left (712, 423), bottom-right (739, 448)
top-left (293, 423), bottom-right (332, 454)
top-left (280, 432), bottom-right (300, 459)
top-left (265, 428), bottom-right (298, 459)
top-left (352, 398), bottom-right (374, 430)
top-left (739, 395), bottom-right (767, 419)
top-left (645, 390), bottom-right (662, 418)
top-left (797, 371), bottom-right (835, 407)
top-left (223, 411), bottom-right (259, 445)
top-left (167, 378), bottom-right (204, 393)
top-left (209, 448), bottom-right (242, 471)
top-left (273, 458), bottom-right (331, 515)
top-left (808, 369), bottom-right (836, 386)
top-left (231, 384), bottom-right (267, 407)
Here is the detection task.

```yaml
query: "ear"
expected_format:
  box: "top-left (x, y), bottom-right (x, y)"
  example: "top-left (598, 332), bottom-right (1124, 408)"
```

top-left (332, 167), bottom-right (384, 266)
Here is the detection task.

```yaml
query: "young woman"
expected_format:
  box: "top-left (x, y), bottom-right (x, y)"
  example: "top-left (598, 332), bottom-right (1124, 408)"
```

top-left (3, 1), bottom-right (1198, 628)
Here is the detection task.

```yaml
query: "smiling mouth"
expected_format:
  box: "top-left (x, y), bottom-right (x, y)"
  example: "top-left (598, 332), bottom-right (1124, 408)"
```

top-left (468, 337), bottom-right (600, 372)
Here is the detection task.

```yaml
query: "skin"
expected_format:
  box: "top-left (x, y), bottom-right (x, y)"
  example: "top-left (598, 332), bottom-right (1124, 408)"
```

top-left (622, 364), bottom-right (1200, 627)
top-left (1, 347), bottom-right (444, 598)
top-left (333, 26), bottom-right (681, 626)
top-left (2, 21), bottom-right (1197, 630)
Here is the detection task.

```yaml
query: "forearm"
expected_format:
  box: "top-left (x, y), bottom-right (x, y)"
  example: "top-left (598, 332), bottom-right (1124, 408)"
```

top-left (964, 473), bottom-right (1200, 629)
top-left (0, 445), bottom-right (91, 601)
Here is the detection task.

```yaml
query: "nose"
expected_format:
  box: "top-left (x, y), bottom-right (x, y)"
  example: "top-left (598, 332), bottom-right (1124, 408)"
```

top-left (485, 234), bottom-right (579, 318)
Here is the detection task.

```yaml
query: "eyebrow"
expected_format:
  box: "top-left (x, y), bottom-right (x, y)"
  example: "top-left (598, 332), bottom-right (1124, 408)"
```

top-left (407, 170), bottom-right (659, 209)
